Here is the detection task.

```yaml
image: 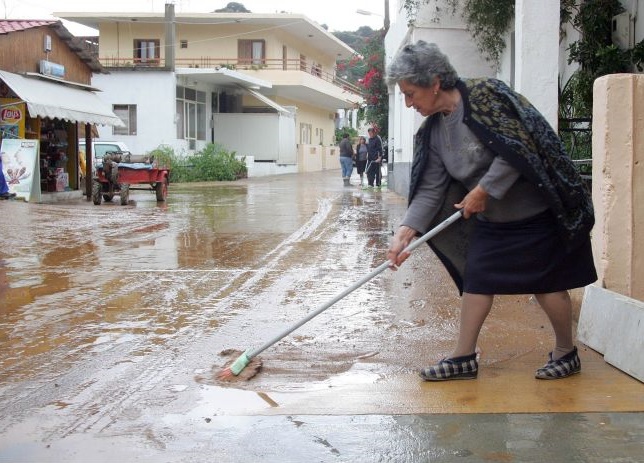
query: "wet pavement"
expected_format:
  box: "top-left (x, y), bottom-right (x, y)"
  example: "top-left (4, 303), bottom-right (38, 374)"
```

top-left (0, 170), bottom-right (642, 462)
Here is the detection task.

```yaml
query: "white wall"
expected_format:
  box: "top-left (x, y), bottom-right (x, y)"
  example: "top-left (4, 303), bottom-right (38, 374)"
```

top-left (213, 113), bottom-right (296, 164)
top-left (92, 71), bottom-right (177, 156)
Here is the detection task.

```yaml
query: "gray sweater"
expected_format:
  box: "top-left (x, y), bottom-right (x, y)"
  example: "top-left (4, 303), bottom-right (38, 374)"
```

top-left (403, 99), bottom-right (548, 233)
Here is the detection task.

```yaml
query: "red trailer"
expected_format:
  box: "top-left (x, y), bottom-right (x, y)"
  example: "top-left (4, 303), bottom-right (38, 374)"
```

top-left (92, 161), bottom-right (170, 205)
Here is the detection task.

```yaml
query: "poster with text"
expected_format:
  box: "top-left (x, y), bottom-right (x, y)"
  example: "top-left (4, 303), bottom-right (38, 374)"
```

top-left (1, 138), bottom-right (40, 202)
top-left (0, 99), bottom-right (25, 139)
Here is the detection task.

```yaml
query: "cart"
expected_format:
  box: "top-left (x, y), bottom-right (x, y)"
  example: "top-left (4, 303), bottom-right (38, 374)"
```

top-left (92, 154), bottom-right (170, 205)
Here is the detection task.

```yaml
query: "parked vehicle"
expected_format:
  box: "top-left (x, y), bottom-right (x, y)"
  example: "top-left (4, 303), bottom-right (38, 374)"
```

top-left (92, 151), bottom-right (170, 205)
top-left (79, 140), bottom-right (130, 177)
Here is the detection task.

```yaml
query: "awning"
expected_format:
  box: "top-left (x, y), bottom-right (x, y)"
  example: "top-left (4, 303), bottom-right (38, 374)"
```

top-left (0, 70), bottom-right (124, 127)
top-left (241, 86), bottom-right (292, 114)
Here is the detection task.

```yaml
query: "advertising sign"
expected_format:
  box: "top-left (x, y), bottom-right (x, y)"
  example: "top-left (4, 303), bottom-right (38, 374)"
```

top-left (0, 138), bottom-right (40, 202)
top-left (0, 98), bottom-right (25, 139)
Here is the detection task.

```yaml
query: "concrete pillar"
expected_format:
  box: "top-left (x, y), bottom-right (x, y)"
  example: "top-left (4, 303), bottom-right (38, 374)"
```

top-left (577, 74), bottom-right (644, 383)
top-left (591, 74), bottom-right (644, 300)
top-left (514, 0), bottom-right (559, 128)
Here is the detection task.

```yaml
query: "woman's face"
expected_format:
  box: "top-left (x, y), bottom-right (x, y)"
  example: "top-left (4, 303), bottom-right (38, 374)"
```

top-left (398, 80), bottom-right (440, 117)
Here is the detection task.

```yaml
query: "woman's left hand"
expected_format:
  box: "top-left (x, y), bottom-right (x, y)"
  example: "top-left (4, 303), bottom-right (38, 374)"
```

top-left (454, 184), bottom-right (488, 219)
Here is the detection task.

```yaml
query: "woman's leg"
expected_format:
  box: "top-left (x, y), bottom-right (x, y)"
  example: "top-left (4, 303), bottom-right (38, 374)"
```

top-left (452, 293), bottom-right (494, 357)
top-left (419, 292), bottom-right (493, 381)
top-left (534, 291), bottom-right (574, 359)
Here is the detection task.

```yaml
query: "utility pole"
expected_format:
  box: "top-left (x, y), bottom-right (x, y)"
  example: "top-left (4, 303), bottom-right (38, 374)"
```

top-left (384, 0), bottom-right (390, 32)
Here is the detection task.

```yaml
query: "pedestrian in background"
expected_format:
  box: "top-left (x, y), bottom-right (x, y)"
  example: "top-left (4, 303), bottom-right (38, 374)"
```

top-left (355, 136), bottom-right (369, 186)
top-left (0, 153), bottom-right (16, 200)
top-left (339, 132), bottom-right (354, 186)
top-left (366, 127), bottom-right (383, 188)
top-left (385, 40), bottom-right (597, 381)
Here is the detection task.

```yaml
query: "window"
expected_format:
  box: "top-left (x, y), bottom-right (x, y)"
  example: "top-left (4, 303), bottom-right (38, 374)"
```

top-left (299, 123), bottom-right (312, 144)
top-left (180, 40), bottom-right (188, 49)
top-left (134, 39), bottom-right (160, 64)
top-left (112, 104), bottom-right (137, 135)
top-left (238, 39), bottom-right (265, 66)
top-left (176, 86), bottom-right (206, 143)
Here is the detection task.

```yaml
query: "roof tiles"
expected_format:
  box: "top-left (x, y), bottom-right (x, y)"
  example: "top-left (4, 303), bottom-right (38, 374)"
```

top-left (0, 19), bottom-right (57, 34)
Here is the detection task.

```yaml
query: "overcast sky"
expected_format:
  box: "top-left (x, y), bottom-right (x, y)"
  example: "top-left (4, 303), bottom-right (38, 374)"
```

top-left (2, 0), bottom-right (394, 35)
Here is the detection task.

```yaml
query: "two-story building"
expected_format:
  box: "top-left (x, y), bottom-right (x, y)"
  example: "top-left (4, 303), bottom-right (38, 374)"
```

top-left (57, 5), bottom-right (364, 177)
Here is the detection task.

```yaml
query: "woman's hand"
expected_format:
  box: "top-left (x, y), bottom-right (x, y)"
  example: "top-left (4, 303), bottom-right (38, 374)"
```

top-left (454, 184), bottom-right (488, 219)
top-left (387, 225), bottom-right (418, 270)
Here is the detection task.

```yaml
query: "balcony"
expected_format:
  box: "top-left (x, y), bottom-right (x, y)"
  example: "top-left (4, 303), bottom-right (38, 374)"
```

top-left (99, 56), bottom-right (363, 96)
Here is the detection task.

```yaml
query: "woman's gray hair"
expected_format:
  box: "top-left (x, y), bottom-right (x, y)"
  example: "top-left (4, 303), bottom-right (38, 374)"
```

top-left (386, 40), bottom-right (459, 90)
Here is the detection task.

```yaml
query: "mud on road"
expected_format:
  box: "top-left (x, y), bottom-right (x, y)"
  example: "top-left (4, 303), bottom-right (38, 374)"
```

top-left (0, 171), bottom-right (563, 460)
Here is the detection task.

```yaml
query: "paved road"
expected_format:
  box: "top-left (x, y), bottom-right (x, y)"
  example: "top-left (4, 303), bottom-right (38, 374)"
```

top-left (0, 170), bottom-right (642, 462)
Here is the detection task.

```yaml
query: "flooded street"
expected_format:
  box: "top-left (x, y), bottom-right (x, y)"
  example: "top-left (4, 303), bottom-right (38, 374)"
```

top-left (1, 170), bottom-right (642, 463)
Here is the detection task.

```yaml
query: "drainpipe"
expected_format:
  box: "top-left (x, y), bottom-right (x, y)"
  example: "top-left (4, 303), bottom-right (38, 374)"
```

top-left (165, 3), bottom-right (175, 71)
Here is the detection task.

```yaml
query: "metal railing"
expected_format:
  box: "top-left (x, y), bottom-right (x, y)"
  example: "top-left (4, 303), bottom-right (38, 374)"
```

top-left (99, 56), bottom-right (363, 96)
top-left (559, 117), bottom-right (592, 187)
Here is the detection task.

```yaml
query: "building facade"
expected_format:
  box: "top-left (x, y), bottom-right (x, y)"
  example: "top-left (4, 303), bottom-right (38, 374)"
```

top-left (57, 6), bottom-right (364, 177)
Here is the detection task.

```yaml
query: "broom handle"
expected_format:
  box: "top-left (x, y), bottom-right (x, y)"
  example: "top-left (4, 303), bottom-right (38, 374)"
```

top-left (246, 210), bottom-right (463, 359)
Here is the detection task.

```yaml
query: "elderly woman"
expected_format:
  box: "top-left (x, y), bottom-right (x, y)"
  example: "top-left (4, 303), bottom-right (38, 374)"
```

top-left (385, 41), bottom-right (597, 381)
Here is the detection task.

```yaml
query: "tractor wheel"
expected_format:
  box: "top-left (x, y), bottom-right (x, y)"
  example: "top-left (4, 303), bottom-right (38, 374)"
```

top-left (155, 180), bottom-right (168, 202)
top-left (120, 184), bottom-right (130, 205)
top-left (92, 181), bottom-right (102, 205)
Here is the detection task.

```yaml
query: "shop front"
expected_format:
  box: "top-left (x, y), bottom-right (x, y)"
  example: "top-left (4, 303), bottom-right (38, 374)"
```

top-left (0, 70), bottom-right (122, 202)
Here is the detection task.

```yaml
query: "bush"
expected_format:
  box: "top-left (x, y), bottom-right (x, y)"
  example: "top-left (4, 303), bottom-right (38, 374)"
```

top-left (147, 143), bottom-right (247, 183)
top-left (335, 126), bottom-right (358, 144)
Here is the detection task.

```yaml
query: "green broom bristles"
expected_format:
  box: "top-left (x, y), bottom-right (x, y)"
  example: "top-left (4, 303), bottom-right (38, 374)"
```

top-left (229, 350), bottom-right (251, 375)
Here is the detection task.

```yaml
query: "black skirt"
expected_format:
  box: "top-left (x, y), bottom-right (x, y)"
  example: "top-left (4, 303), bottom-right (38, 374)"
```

top-left (463, 211), bottom-right (597, 294)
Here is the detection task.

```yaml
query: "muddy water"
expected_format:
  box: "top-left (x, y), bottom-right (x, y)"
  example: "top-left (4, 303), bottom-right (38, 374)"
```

top-left (0, 170), bottom-right (574, 461)
top-left (0, 172), bottom-right (421, 449)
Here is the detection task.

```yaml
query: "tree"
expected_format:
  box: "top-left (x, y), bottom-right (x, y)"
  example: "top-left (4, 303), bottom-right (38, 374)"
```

top-left (358, 31), bottom-right (388, 138)
top-left (213, 2), bottom-right (251, 13)
top-left (334, 27), bottom-right (388, 139)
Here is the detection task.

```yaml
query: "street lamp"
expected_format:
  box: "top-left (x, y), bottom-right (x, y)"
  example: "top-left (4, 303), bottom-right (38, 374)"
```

top-left (356, 1), bottom-right (390, 31)
top-left (356, 9), bottom-right (381, 16)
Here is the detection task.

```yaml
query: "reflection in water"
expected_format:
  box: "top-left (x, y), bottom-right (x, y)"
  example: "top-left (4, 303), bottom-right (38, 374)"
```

top-left (0, 171), bottom-right (428, 431)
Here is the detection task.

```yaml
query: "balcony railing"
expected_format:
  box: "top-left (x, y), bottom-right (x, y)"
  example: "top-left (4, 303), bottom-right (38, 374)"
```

top-left (99, 56), bottom-right (363, 96)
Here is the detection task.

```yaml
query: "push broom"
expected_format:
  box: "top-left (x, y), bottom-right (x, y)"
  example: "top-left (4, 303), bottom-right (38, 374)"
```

top-left (218, 209), bottom-right (463, 379)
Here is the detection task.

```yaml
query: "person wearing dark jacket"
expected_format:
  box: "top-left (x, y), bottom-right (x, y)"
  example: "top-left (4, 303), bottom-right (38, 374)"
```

top-left (385, 40), bottom-right (596, 382)
top-left (366, 127), bottom-right (383, 187)
top-left (338, 132), bottom-right (354, 186)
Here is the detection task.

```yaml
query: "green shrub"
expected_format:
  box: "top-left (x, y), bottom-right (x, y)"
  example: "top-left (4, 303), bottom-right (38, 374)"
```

top-left (191, 143), bottom-right (247, 181)
top-left (146, 143), bottom-right (247, 183)
top-left (335, 126), bottom-right (358, 144)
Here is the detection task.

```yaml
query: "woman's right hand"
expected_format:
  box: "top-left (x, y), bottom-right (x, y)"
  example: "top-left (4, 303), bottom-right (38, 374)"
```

top-left (387, 225), bottom-right (418, 270)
